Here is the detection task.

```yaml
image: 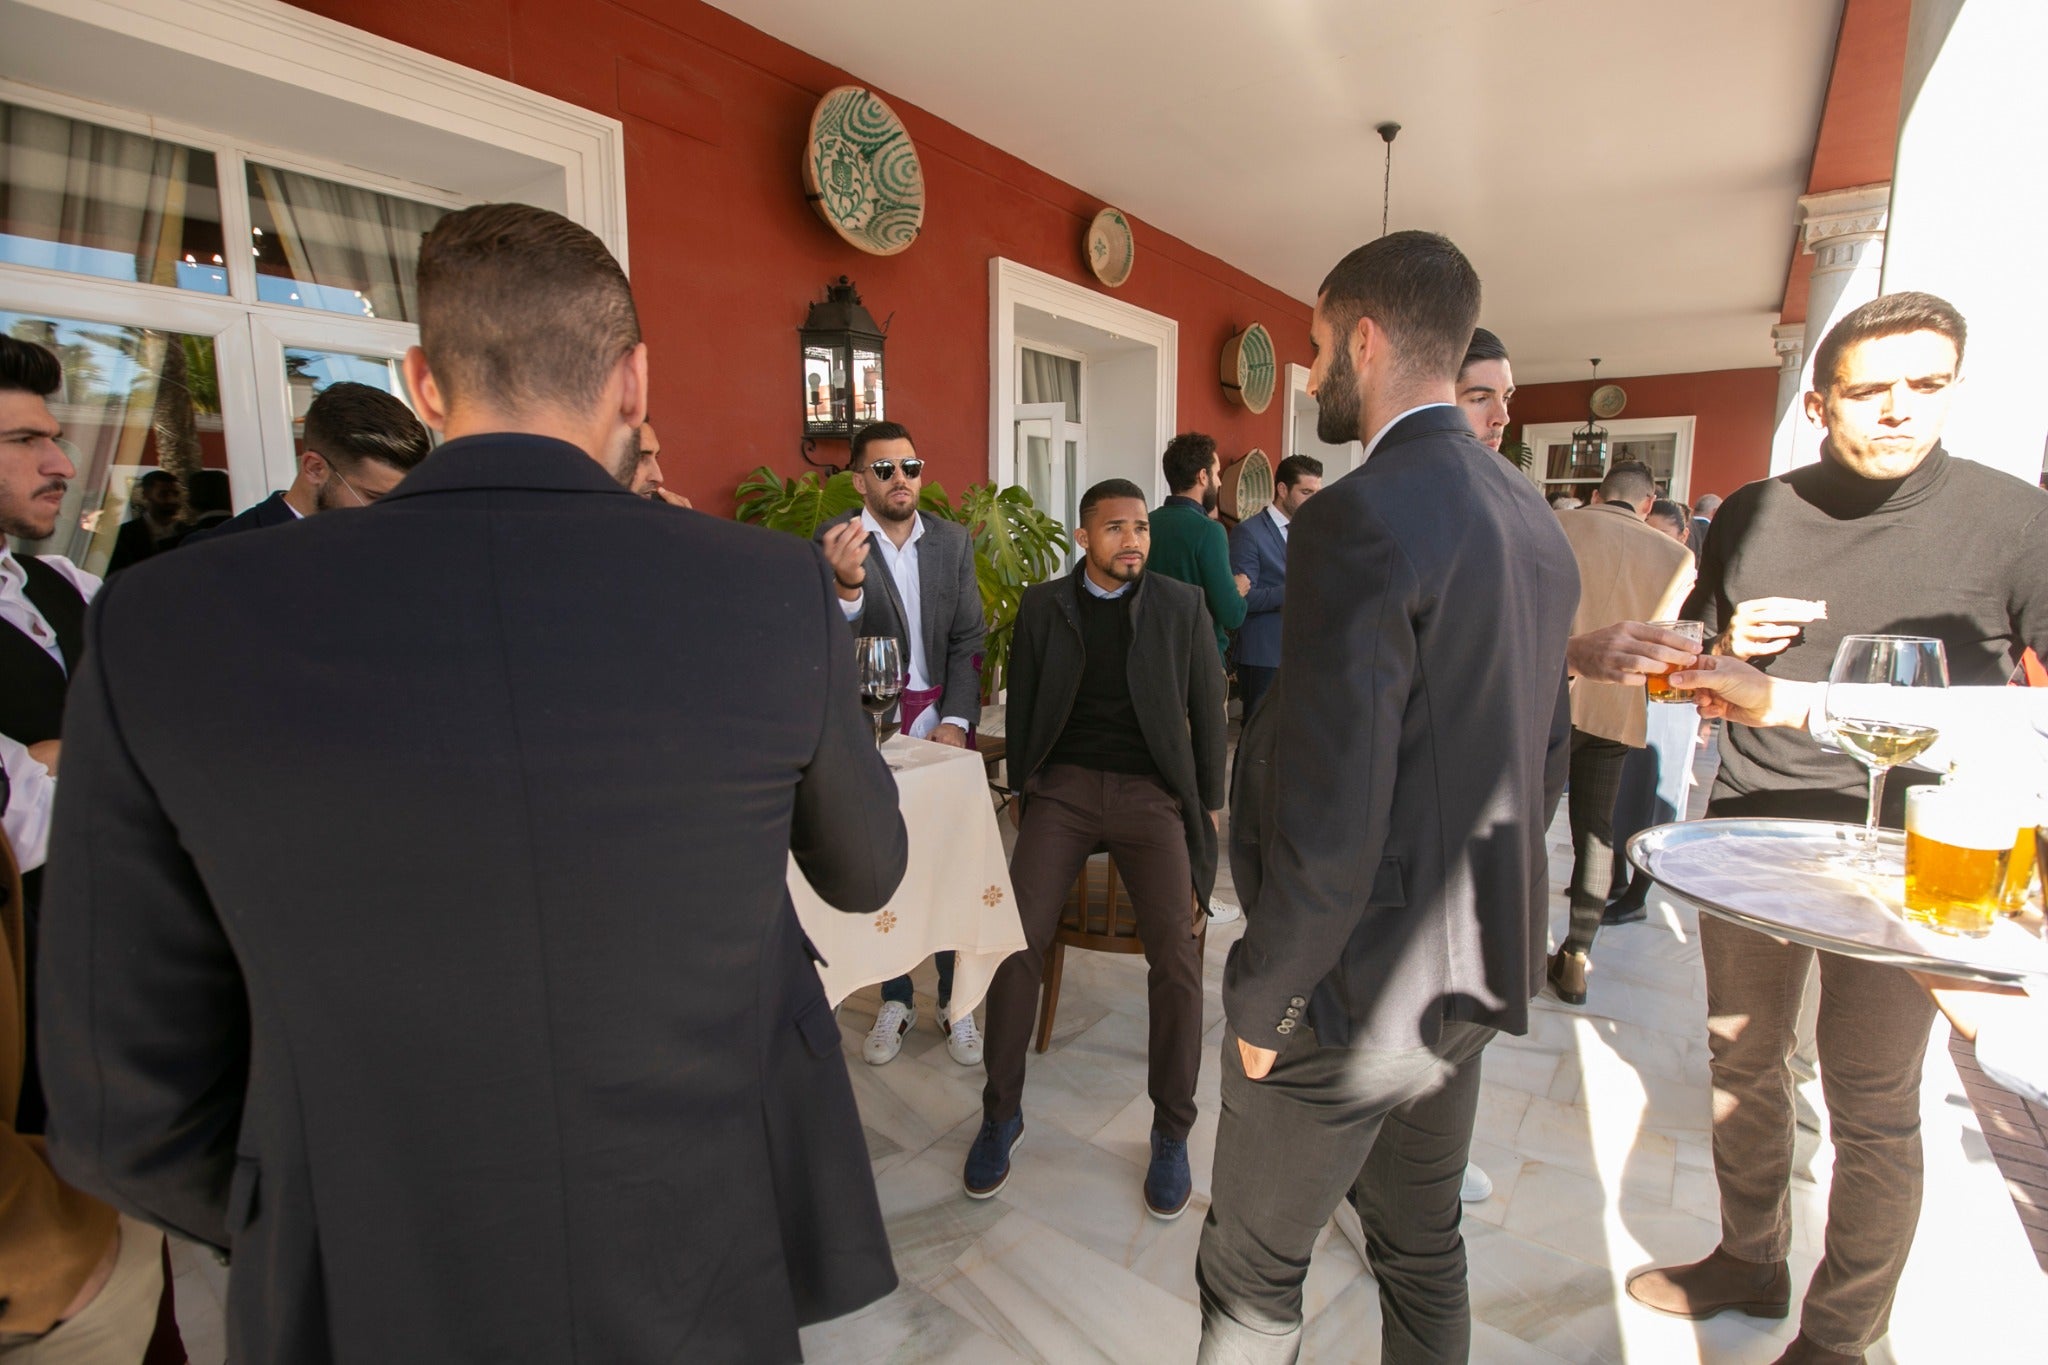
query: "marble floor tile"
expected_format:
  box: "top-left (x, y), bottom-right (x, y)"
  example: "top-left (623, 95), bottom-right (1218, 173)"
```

top-left (798, 1282), bottom-right (1025, 1364)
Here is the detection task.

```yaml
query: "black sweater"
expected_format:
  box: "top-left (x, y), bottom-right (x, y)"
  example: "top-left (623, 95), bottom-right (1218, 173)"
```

top-left (1683, 445), bottom-right (2048, 822)
top-left (1044, 577), bottom-right (1158, 776)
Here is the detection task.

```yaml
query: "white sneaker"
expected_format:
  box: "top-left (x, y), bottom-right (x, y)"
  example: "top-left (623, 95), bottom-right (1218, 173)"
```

top-left (1207, 899), bottom-right (1243, 925)
top-left (942, 1010), bottom-right (983, 1066)
top-left (862, 1001), bottom-right (916, 1066)
top-left (1460, 1162), bottom-right (1494, 1203)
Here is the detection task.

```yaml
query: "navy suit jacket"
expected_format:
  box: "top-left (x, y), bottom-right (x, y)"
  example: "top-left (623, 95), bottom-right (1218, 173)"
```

top-left (1228, 508), bottom-right (1289, 667)
top-left (180, 490), bottom-right (299, 546)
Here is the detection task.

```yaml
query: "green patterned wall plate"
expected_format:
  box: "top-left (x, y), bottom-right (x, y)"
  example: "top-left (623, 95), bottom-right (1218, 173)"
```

top-left (803, 85), bottom-right (925, 257)
top-left (1220, 447), bottom-right (1274, 521)
top-left (1221, 322), bottom-right (1277, 413)
top-left (1086, 207), bottom-right (1135, 287)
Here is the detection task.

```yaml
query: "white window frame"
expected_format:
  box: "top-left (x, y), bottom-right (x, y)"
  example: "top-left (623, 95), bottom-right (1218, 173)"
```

top-left (1520, 415), bottom-right (1698, 503)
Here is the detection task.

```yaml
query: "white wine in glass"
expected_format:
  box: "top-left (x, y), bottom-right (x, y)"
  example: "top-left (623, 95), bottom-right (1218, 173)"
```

top-left (1823, 634), bottom-right (1948, 867)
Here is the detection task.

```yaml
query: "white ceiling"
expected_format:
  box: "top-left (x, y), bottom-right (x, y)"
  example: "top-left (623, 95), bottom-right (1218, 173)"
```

top-left (710, 0), bottom-right (1842, 383)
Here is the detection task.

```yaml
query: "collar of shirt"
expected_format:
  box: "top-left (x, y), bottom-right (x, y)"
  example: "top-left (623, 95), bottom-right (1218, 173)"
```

top-left (1266, 502), bottom-right (1290, 536)
top-left (1164, 494), bottom-right (1207, 514)
top-left (860, 506), bottom-right (924, 549)
top-left (1080, 569), bottom-right (1133, 600)
top-left (1361, 402), bottom-right (1457, 463)
top-left (0, 547), bottom-right (98, 673)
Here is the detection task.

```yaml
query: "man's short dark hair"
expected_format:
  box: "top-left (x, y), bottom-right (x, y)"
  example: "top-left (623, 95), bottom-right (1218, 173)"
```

top-left (1810, 290), bottom-right (1967, 394)
top-left (1161, 432), bottom-right (1217, 494)
top-left (1274, 454), bottom-right (1323, 488)
top-left (137, 470), bottom-right (178, 491)
top-left (303, 382), bottom-right (431, 474)
top-left (186, 469), bottom-right (233, 517)
top-left (1317, 231), bottom-right (1482, 385)
top-left (415, 202), bottom-right (641, 415)
top-left (1598, 460), bottom-right (1657, 506)
top-left (1079, 478), bottom-right (1148, 522)
top-left (1460, 327), bottom-right (1509, 376)
top-left (0, 335), bottom-right (61, 396)
top-left (1648, 498), bottom-right (1687, 530)
top-left (850, 421), bottom-right (915, 468)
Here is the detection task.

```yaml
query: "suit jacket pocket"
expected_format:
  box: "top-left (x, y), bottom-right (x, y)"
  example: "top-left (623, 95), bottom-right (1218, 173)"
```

top-left (795, 998), bottom-right (840, 1060)
top-left (1368, 856), bottom-right (1406, 908)
top-left (226, 1155), bottom-right (261, 1236)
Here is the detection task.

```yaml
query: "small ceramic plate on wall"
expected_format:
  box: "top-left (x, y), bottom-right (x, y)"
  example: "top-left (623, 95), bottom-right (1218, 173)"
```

top-left (1086, 207), bottom-right (1135, 287)
top-left (803, 85), bottom-right (925, 256)
top-left (1221, 323), bottom-right (1277, 414)
top-left (1220, 448), bottom-right (1274, 520)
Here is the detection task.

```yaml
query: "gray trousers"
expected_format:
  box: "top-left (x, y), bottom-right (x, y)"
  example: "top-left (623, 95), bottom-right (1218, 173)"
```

top-left (1196, 1019), bottom-right (1496, 1364)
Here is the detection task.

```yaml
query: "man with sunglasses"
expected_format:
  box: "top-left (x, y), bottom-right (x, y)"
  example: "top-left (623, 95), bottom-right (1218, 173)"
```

top-left (184, 382), bottom-right (430, 544)
top-left (817, 422), bottom-right (988, 1067)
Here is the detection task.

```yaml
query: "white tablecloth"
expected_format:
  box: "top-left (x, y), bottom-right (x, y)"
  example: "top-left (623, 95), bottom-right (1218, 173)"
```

top-left (788, 735), bottom-right (1026, 1015)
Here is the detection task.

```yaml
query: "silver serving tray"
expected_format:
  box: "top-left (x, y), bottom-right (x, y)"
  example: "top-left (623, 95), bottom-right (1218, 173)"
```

top-left (1626, 818), bottom-right (2048, 986)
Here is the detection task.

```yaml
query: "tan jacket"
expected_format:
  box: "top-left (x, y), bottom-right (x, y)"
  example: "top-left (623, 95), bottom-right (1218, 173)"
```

top-left (1, 831), bottom-right (118, 1336)
top-left (1559, 501), bottom-right (1696, 746)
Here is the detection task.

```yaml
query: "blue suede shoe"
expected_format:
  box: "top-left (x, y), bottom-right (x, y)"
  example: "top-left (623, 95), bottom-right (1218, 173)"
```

top-left (1144, 1128), bottom-right (1192, 1220)
top-left (963, 1114), bottom-right (1024, 1199)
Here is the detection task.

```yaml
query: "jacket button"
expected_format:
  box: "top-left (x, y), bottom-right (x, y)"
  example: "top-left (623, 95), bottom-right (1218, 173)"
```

top-left (1289, 995), bottom-right (1306, 1008)
top-left (1285, 1006), bottom-right (1301, 1019)
top-left (1276, 1019), bottom-right (1295, 1034)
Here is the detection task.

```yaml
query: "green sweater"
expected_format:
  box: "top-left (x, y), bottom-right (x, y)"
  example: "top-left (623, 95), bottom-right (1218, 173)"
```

top-left (1148, 496), bottom-right (1245, 658)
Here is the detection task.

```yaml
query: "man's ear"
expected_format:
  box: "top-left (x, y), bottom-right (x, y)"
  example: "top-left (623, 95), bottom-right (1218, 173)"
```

top-left (1802, 388), bottom-right (1825, 429)
top-left (403, 347), bottom-right (448, 432)
top-left (616, 342), bottom-right (650, 431)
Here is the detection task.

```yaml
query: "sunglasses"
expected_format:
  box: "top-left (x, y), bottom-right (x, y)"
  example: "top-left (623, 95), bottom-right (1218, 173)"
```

top-left (862, 458), bottom-right (924, 482)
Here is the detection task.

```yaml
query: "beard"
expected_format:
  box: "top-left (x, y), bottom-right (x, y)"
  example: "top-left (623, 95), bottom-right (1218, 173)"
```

top-left (1, 480), bottom-right (66, 541)
top-left (869, 489), bottom-right (917, 523)
top-left (1200, 481), bottom-right (1219, 514)
top-left (1316, 344), bottom-right (1362, 445)
top-left (606, 424), bottom-right (641, 489)
top-left (1093, 551), bottom-right (1144, 582)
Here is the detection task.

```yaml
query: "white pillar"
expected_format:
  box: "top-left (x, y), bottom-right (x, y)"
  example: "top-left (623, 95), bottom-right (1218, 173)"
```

top-left (1787, 184), bottom-right (1889, 471)
top-left (1882, 0), bottom-right (2048, 486)
top-left (1767, 323), bottom-right (1806, 477)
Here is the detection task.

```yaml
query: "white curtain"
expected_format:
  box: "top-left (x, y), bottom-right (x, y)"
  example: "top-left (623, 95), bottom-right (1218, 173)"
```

top-left (0, 102), bottom-right (192, 286)
top-left (251, 163), bottom-right (446, 322)
top-left (1020, 348), bottom-right (1081, 422)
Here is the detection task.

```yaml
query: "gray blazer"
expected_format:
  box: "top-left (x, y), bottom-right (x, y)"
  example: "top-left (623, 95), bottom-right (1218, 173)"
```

top-left (1005, 568), bottom-right (1229, 909)
top-left (817, 510), bottom-right (986, 726)
top-left (1226, 406), bottom-right (1579, 1053)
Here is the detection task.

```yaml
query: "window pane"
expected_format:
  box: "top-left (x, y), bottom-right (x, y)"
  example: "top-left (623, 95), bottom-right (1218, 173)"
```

top-left (246, 162), bottom-right (450, 321)
top-left (282, 346), bottom-right (423, 448)
top-left (1020, 348), bottom-right (1081, 422)
top-left (4, 313), bottom-right (230, 577)
top-left (0, 101), bottom-right (227, 293)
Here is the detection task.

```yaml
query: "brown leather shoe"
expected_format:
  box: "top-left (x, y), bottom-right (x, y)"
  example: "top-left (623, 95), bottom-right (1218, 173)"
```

top-left (1625, 1246), bottom-right (1790, 1320)
top-left (1546, 948), bottom-right (1589, 1006)
top-left (1768, 1333), bottom-right (1864, 1364)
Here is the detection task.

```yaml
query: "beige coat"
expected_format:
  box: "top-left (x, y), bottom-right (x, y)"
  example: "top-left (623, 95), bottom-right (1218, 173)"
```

top-left (1559, 501), bottom-right (1696, 746)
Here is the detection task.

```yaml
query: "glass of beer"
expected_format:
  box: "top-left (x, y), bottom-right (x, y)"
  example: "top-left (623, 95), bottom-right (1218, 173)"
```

top-left (1904, 784), bottom-right (2012, 937)
top-left (1644, 620), bottom-right (1706, 703)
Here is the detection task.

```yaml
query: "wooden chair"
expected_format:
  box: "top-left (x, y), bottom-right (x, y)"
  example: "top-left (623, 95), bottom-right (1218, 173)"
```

top-left (1034, 851), bottom-right (1206, 1053)
top-left (972, 731), bottom-right (1011, 810)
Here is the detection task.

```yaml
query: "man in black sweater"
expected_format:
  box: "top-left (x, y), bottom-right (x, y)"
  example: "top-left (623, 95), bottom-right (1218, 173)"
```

top-left (967, 477), bottom-right (1227, 1221)
top-left (1628, 292), bottom-right (2048, 1365)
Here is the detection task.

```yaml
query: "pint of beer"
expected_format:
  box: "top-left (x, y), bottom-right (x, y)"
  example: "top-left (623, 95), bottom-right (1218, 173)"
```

top-left (1904, 784), bottom-right (2012, 937)
top-left (1644, 621), bottom-right (1706, 703)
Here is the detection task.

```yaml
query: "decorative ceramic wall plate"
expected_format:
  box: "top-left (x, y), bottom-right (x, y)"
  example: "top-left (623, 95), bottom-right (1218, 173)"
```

top-left (803, 85), bottom-right (925, 257)
top-left (1221, 323), bottom-right (1276, 413)
top-left (1220, 448), bottom-right (1274, 521)
top-left (1590, 383), bottom-right (1628, 419)
top-left (1086, 207), bottom-right (1135, 287)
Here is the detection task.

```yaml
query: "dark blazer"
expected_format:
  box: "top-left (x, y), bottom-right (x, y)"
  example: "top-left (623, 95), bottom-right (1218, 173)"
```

top-left (1227, 508), bottom-right (1289, 668)
top-left (1005, 568), bottom-right (1228, 908)
top-left (39, 435), bottom-right (909, 1364)
top-left (1226, 406), bottom-right (1579, 1053)
top-left (104, 514), bottom-right (173, 575)
top-left (816, 509), bottom-right (985, 724)
top-left (181, 489), bottom-right (299, 546)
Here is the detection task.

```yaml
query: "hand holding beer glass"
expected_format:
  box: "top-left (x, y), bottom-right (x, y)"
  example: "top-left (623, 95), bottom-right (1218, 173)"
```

top-left (1823, 634), bottom-right (1947, 868)
top-left (1643, 621), bottom-right (1706, 702)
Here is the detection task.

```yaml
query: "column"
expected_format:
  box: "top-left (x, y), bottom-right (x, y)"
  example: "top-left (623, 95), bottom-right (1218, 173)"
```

top-left (1767, 323), bottom-right (1806, 477)
top-left (1787, 184), bottom-right (1889, 471)
top-left (1882, 0), bottom-right (2048, 486)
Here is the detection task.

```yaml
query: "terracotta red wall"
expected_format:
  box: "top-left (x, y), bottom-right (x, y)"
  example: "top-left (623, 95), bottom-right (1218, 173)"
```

top-left (1510, 367), bottom-right (1779, 501)
top-left (291, 0), bottom-right (1311, 515)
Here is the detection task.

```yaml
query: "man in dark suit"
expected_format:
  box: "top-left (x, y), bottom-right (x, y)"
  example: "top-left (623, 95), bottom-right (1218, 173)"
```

top-left (1228, 454), bottom-right (1322, 718)
top-left (815, 421), bottom-right (987, 1067)
top-left (39, 202), bottom-right (908, 1364)
top-left (184, 381), bottom-right (431, 545)
top-left (966, 478), bottom-right (1226, 1219)
top-left (104, 469), bottom-right (183, 574)
top-left (1198, 232), bottom-right (1579, 1363)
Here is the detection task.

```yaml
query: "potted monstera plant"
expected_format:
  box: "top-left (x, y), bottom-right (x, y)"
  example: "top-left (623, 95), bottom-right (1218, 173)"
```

top-left (733, 466), bottom-right (1069, 702)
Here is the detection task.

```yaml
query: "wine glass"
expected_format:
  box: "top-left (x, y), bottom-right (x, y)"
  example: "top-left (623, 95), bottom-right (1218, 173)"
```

top-left (855, 636), bottom-right (904, 751)
top-left (1823, 634), bottom-right (1947, 867)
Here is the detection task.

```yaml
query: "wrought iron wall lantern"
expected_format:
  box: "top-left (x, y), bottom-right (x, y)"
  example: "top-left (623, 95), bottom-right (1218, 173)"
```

top-left (799, 276), bottom-right (888, 470)
top-left (1568, 357), bottom-right (1610, 478)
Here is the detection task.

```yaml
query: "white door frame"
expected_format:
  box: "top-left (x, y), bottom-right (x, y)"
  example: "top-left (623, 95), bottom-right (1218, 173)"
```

top-left (1521, 415), bottom-right (1698, 502)
top-left (989, 257), bottom-right (1175, 499)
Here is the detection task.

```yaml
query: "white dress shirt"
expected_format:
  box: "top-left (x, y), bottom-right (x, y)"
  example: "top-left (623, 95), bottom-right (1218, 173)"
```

top-left (0, 546), bottom-right (101, 673)
top-left (1361, 402), bottom-right (1457, 463)
top-left (1265, 502), bottom-right (1291, 540)
top-left (1, 547), bottom-right (101, 873)
top-left (838, 510), bottom-right (972, 737)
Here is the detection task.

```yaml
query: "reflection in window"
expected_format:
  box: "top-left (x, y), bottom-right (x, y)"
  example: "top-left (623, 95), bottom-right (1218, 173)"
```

top-left (282, 347), bottom-right (420, 451)
top-left (246, 163), bottom-right (449, 321)
top-left (3, 313), bottom-right (225, 577)
top-left (0, 101), bottom-right (227, 293)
